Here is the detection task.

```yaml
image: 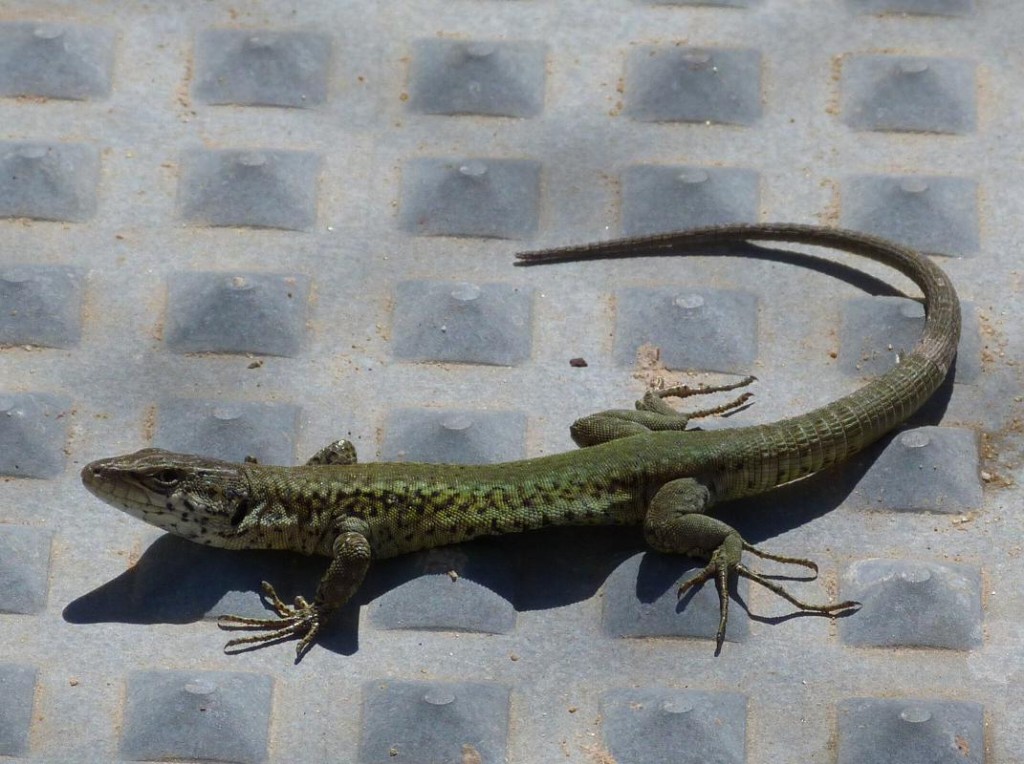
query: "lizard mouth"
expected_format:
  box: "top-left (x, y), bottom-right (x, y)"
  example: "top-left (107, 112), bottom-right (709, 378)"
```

top-left (81, 459), bottom-right (165, 517)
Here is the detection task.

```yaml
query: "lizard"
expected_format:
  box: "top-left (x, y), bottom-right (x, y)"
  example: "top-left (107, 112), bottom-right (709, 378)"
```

top-left (80, 223), bottom-right (961, 657)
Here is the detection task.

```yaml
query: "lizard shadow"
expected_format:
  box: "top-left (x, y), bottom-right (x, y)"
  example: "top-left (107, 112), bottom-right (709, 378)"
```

top-left (64, 533), bottom-right (578, 657)
top-left (683, 240), bottom-right (913, 297)
top-left (62, 527), bottom-right (639, 658)
top-left (62, 537), bottom-right (393, 656)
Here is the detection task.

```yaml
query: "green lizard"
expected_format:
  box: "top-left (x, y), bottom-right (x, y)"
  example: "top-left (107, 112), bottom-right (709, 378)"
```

top-left (81, 223), bottom-right (961, 657)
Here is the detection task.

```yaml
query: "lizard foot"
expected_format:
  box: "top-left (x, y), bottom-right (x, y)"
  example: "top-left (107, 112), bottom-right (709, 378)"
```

top-left (218, 580), bottom-right (326, 658)
top-left (637, 375), bottom-right (756, 421)
top-left (654, 374), bottom-right (757, 402)
top-left (678, 541), bottom-right (859, 651)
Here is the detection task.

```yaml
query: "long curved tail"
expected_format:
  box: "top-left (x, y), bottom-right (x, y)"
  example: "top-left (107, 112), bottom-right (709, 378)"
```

top-left (517, 223), bottom-right (961, 496)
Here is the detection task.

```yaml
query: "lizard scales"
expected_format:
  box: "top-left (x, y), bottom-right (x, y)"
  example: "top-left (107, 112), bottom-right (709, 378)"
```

top-left (81, 223), bottom-right (961, 655)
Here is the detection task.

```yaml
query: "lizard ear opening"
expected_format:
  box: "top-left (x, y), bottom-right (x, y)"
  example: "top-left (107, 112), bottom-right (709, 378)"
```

top-left (230, 502), bottom-right (249, 527)
top-left (224, 489), bottom-right (252, 527)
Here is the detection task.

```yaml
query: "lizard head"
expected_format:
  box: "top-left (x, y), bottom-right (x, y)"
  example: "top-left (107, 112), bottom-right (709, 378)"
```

top-left (81, 448), bottom-right (258, 548)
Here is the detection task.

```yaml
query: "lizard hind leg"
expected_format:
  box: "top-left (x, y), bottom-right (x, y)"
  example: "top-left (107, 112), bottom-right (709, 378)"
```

top-left (644, 477), bottom-right (858, 650)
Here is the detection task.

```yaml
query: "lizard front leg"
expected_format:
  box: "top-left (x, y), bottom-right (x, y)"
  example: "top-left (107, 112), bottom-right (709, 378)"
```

top-left (645, 477), bottom-right (858, 649)
top-left (218, 520), bottom-right (372, 658)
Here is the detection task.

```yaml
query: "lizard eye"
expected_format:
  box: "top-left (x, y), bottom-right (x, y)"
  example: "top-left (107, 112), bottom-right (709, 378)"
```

top-left (149, 469), bottom-right (181, 488)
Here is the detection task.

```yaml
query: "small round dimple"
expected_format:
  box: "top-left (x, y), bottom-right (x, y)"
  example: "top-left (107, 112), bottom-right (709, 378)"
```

top-left (16, 146), bottom-right (48, 161)
top-left (225, 275), bottom-right (254, 292)
top-left (185, 678), bottom-right (218, 696)
top-left (674, 293), bottom-right (706, 312)
top-left (465, 42), bottom-right (497, 59)
top-left (682, 51), bottom-right (712, 67)
top-left (441, 413), bottom-right (474, 432)
top-left (423, 688), bottom-right (456, 706)
top-left (33, 25), bottom-right (65, 41)
top-left (899, 60), bottom-right (930, 76)
top-left (237, 152), bottom-right (268, 168)
top-left (459, 160), bottom-right (488, 179)
top-left (899, 430), bottom-right (931, 449)
top-left (900, 178), bottom-right (929, 195)
top-left (450, 282), bottom-right (481, 302)
top-left (661, 698), bottom-right (695, 714)
top-left (212, 405), bottom-right (245, 421)
top-left (900, 566), bottom-right (933, 585)
top-left (899, 706), bottom-right (932, 724)
top-left (677, 168), bottom-right (709, 185)
top-left (246, 34), bottom-right (278, 51)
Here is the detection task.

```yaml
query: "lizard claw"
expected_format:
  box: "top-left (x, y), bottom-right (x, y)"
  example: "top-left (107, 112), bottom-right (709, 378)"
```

top-left (676, 546), bottom-right (734, 651)
top-left (678, 542), bottom-right (860, 651)
top-left (217, 580), bottom-right (326, 658)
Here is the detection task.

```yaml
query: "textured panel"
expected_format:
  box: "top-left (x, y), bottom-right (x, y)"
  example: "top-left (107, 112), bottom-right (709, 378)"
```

top-left (381, 408), bottom-right (527, 463)
top-left (850, 427), bottom-right (983, 512)
top-left (398, 157), bottom-right (541, 239)
top-left (179, 149), bottom-right (321, 230)
top-left (839, 297), bottom-right (980, 383)
top-left (391, 280), bottom-right (532, 365)
top-left (0, 665), bottom-right (36, 757)
top-left (621, 165), bottom-right (759, 236)
top-left (0, 23), bottom-right (114, 100)
top-left (837, 698), bottom-right (984, 764)
top-left (641, 0), bottom-right (754, 5)
top-left (0, 265), bottom-right (83, 348)
top-left (0, 393), bottom-right (70, 478)
top-left (370, 544), bottom-right (517, 633)
top-left (602, 689), bottom-right (747, 764)
top-left (194, 29), bottom-right (330, 108)
top-left (0, 526), bottom-right (53, 615)
top-left (613, 286), bottom-right (758, 373)
top-left (846, 0), bottom-right (974, 14)
top-left (155, 398), bottom-right (302, 464)
top-left (625, 46), bottom-right (761, 125)
top-left (0, 142), bottom-right (98, 222)
top-left (407, 39), bottom-right (546, 118)
top-left (839, 559), bottom-right (982, 649)
top-left (841, 175), bottom-right (979, 257)
top-left (359, 680), bottom-right (510, 764)
top-left (121, 670), bottom-right (272, 763)
top-left (842, 55), bottom-right (976, 134)
top-left (165, 271), bottom-right (310, 356)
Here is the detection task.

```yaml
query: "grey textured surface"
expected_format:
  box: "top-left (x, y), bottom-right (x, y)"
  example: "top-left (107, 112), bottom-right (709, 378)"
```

top-left (121, 670), bottom-right (273, 763)
top-left (1, 2), bottom-right (1022, 762)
